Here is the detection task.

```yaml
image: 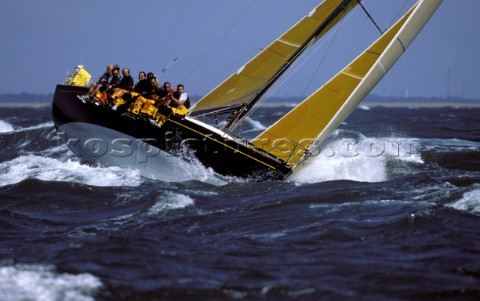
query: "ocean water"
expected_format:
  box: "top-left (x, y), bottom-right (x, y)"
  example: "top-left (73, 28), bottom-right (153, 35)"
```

top-left (0, 104), bottom-right (479, 300)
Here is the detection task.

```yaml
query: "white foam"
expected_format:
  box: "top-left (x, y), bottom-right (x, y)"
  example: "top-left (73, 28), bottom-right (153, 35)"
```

top-left (422, 138), bottom-right (480, 152)
top-left (17, 121), bottom-right (54, 132)
top-left (0, 120), bottom-right (14, 133)
top-left (245, 117), bottom-right (267, 130)
top-left (382, 137), bottom-right (424, 164)
top-left (0, 263), bottom-right (102, 301)
top-left (290, 136), bottom-right (423, 183)
top-left (291, 151), bottom-right (387, 183)
top-left (147, 192), bottom-right (194, 215)
top-left (448, 186), bottom-right (480, 214)
top-left (173, 150), bottom-right (227, 186)
top-left (0, 155), bottom-right (142, 187)
top-left (0, 121), bottom-right (53, 134)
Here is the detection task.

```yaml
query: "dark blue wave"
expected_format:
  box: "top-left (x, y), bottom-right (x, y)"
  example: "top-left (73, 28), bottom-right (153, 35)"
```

top-left (0, 106), bottom-right (480, 300)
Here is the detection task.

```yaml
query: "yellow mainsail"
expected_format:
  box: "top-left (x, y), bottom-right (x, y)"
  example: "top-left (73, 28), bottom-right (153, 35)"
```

top-left (252, 0), bottom-right (442, 167)
top-left (189, 0), bottom-right (358, 114)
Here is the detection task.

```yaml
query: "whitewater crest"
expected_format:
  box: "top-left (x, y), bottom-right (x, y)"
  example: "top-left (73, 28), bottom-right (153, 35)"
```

top-left (0, 120), bottom-right (14, 133)
top-left (0, 262), bottom-right (102, 301)
top-left (290, 134), bottom-right (423, 183)
top-left (0, 136), bottom-right (226, 186)
top-left (147, 192), bottom-right (195, 215)
top-left (0, 119), bottom-right (53, 134)
top-left (0, 155), bottom-right (143, 187)
top-left (448, 185), bottom-right (480, 214)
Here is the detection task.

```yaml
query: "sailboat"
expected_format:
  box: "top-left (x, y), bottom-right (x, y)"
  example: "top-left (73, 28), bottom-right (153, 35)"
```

top-left (52, 0), bottom-right (442, 181)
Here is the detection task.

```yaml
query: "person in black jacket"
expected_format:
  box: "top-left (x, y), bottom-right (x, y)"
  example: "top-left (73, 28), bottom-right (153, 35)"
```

top-left (77, 64), bottom-right (113, 102)
top-left (110, 68), bottom-right (135, 104)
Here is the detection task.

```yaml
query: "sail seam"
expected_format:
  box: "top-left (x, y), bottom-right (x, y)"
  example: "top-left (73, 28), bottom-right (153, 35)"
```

top-left (341, 71), bottom-right (363, 80)
top-left (296, 0), bottom-right (431, 170)
top-left (396, 37), bottom-right (406, 52)
top-left (266, 46), bottom-right (291, 59)
top-left (278, 39), bottom-right (301, 48)
top-left (378, 61), bottom-right (386, 74)
top-left (225, 0), bottom-right (355, 130)
top-left (366, 50), bottom-right (382, 56)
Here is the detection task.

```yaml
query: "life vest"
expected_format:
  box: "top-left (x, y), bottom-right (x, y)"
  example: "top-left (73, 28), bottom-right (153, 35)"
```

top-left (172, 92), bottom-right (190, 109)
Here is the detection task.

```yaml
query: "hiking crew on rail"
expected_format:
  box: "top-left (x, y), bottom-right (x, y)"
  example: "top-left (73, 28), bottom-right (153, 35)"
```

top-left (76, 64), bottom-right (190, 127)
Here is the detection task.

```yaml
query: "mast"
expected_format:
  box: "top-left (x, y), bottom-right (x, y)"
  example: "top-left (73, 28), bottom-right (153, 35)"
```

top-left (189, 0), bottom-right (359, 121)
top-left (253, 0), bottom-right (442, 167)
top-left (225, 0), bottom-right (354, 131)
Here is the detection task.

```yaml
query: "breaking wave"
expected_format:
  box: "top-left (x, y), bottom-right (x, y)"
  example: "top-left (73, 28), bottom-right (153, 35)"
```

top-left (447, 185), bottom-right (480, 214)
top-left (0, 155), bottom-right (143, 187)
top-left (290, 134), bottom-right (423, 183)
top-left (0, 262), bottom-right (102, 301)
top-left (147, 192), bottom-right (195, 215)
top-left (0, 120), bottom-right (14, 133)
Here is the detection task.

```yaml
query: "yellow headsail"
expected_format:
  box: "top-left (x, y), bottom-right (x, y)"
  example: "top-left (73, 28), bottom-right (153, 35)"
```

top-left (189, 0), bottom-right (358, 115)
top-left (252, 0), bottom-right (442, 167)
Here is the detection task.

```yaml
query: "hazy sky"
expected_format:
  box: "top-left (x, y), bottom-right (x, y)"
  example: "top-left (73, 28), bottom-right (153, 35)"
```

top-left (0, 0), bottom-right (478, 100)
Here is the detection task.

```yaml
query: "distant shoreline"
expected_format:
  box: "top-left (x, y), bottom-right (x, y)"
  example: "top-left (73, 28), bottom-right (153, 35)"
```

top-left (364, 101), bottom-right (480, 108)
top-left (0, 102), bottom-right (51, 108)
top-left (1, 101), bottom-right (480, 109)
top-left (260, 101), bottom-right (480, 108)
top-left (1, 92), bottom-right (479, 108)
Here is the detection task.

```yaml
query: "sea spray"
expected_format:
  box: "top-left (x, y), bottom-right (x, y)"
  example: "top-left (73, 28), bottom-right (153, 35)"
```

top-left (0, 263), bottom-right (102, 301)
top-left (0, 155), bottom-right (142, 187)
top-left (448, 184), bottom-right (480, 214)
top-left (290, 135), bottom-right (423, 183)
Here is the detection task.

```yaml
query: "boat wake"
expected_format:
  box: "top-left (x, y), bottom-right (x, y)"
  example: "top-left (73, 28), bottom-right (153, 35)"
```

top-left (0, 154), bottom-right (143, 187)
top-left (290, 131), bottom-right (424, 183)
top-left (0, 119), bottom-right (52, 133)
top-left (2, 117), bottom-right (478, 188)
top-left (0, 120), bottom-right (225, 187)
top-left (0, 117), bottom-right (226, 186)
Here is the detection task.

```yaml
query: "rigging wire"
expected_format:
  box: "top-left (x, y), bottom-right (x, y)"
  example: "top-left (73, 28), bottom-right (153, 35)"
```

top-left (228, 2), bottom-right (361, 136)
top-left (254, 11), bottom-right (352, 107)
top-left (230, 0), bottom-right (416, 139)
top-left (389, 0), bottom-right (414, 29)
top-left (189, 47), bottom-right (261, 93)
top-left (299, 16), bottom-right (346, 101)
top-left (155, 57), bottom-right (179, 78)
top-left (227, 27), bottom-right (343, 136)
top-left (228, 10), bottom-right (355, 133)
top-left (356, 0), bottom-right (383, 34)
top-left (182, 0), bottom-right (258, 83)
top-left (285, 0), bottom-right (408, 105)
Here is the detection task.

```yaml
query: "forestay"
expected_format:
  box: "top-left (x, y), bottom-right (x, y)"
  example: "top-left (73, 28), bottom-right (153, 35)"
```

top-left (189, 0), bottom-right (358, 119)
top-left (252, 0), bottom-right (442, 167)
